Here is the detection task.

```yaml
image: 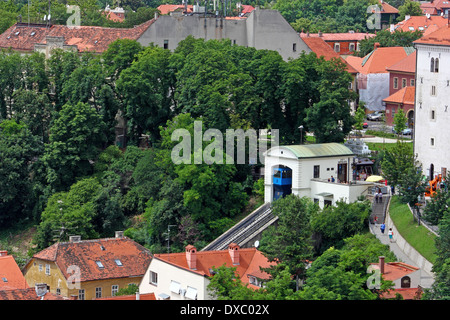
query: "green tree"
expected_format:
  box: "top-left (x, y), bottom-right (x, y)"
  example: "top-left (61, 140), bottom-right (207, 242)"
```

top-left (357, 30), bottom-right (422, 57)
top-left (34, 178), bottom-right (102, 249)
top-left (259, 195), bottom-right (318, 277)
top-left (0, 120), bottom-right (43, 225)
top-left (311, 200), bottom-right (371, 254)
top-left (393, 107), bottom-right (407, 137)
top-left (397, 0), bottom-right (422, 21)
top-left (117, 45), bottom-right (175, 143)
top-left (398, 164), bottom-right (427, 225)
top-left (381, 140), bottom-right (414, 187)
top-left (42, 102), bottom-right (107, 191)
top-left (207, 264), bottom-right (255, 300)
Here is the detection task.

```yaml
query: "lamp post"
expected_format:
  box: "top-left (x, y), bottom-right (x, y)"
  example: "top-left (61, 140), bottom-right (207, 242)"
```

top-left (299, 125), bottom-right (304, 144)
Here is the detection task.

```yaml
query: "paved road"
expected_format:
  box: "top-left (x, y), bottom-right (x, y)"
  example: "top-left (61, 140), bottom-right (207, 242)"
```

top-left (369, 222), bottom-right (435, 288)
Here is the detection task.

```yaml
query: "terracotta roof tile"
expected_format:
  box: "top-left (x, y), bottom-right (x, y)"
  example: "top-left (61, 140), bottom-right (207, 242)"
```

top-left (95, 293), bottom-right (156, 300)
top-left (157, 4), bottom-right (193, 15)
top-left (381, 288), bottom-right (422, 300)
top-left (386, 51), bottom-right (416, 73)
top-left (0, 19), bottom-right (154, 53)
top-left (0, 288), bottom-right (64, 300)
top-left (300, 32), bottom-right (376, 42)
top-left (394, 16), bottom-right (448, 36)
top-left (0, 254), bottom-right (29, 290)
top-left (414, 24), bottom-right (450, 46)
top-left (379, 0), bottom-right (399, 14)
top-left (383, 86), bottom-right (415, 105)
top-left (302, 37), bottom-right (358, 74)
top-left (370, 261), bottom-right (419, 282)
top-left (346, 46), bottom-right (413, 74)
top-left (32, 237), bottom-right (152, 282)
top-left (153, 245), bottom-right (276, 287)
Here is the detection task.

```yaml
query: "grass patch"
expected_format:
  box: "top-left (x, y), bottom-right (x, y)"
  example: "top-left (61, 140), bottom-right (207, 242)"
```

top-left (388, 196), bottom-right (437, 263)
top-left (366, 142), bottom-right (413, 153)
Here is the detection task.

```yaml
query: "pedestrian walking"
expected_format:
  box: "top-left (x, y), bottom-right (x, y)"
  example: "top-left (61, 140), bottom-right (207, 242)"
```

top-left (380, 223), bottom-right (386, 234)
top-left (388, 228), bottom-right (394, 242)
top-left (374, 216), bottom-right (378, 225)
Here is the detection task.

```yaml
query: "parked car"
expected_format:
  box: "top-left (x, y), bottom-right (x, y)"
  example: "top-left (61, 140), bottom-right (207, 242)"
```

top-left (392, 127), bottom-right (412, 135)
top-left (367, 111), bottom-right (384, 121)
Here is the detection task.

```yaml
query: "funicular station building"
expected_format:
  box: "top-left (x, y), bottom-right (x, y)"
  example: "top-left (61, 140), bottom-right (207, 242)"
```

top-left (264, 143), bottom-right (374, 208)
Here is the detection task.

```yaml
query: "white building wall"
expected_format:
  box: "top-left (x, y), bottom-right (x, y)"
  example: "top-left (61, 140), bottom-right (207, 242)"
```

top-left (139, 258), bottom-right (210, 300)
top-left (264, 146), bottom-right (367, 206)
top-left (414, 44), bottom-right (450, 178)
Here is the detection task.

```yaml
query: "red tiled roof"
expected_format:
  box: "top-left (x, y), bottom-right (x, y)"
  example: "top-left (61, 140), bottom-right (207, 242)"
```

top-left (157, 4), bottom-right (193, 15)
top-left (381, 288), bottom-right (422, 300)
top-left (0, 288), bottom-right (64, 300)
top-left (31, 237), bottom-right (152, 282)
top-left (393, 16), bottom-right (448, 36)
top-left (346, 46), bottom-right (413, 74)
top-left (0, 19), bottom-right (154, 53)
top-left (383, 86), bottom-right (415, 105)
top-left (95, 293), bottom-right (156, 300)
top-left (153, 245), bottom-right (276, 289)
top-left (300, 32), bottom-right (376, 42)
top-left (379, 0), bottom-right (399, 14)
top-left (241, 5), bottom-right (255, 14)
top-left (0, 254), bottom-right (29, 290)
top-left (386, 51), bottom-right (416, 73)
top-left (302, 37), bottom-right (358, 74)
top-left (420, 0), bottom-right (450, 13)
top-left (370, 261), bottom-right (419, 282)
top-left (414, 24), bottom-right (450, 46)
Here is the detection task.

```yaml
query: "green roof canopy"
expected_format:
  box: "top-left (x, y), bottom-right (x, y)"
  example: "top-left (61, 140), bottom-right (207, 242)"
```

top-left (281, 143), bottom-right (354, 159)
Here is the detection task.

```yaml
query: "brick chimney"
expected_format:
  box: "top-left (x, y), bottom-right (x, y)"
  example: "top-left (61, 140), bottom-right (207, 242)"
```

top-left (374, 42), bottom-right (380, 50)
top-left (228, 243), bottom-right (240, 265)
top-left (0, 250), bottom-right (8, 257)
top-left (115, 231), bottom-right (124, 238)
top-left (69, 235), bottom-right (81, 243)
top-left (186, 245), bottom-right (197, 270)
top-left (379, 256), bottom-right (385, 274)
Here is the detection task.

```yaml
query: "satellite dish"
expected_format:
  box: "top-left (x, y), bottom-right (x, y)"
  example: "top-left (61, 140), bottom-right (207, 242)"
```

top-left (43, 15), bottom-right (47, 21)
top-left (254, 240), bottom-right (260, 248)
top-left (48, 14), bottom-right (51, 21)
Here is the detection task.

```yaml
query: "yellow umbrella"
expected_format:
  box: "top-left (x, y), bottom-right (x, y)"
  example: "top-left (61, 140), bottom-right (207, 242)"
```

top-left (366, 175), bottom-right (384, 182)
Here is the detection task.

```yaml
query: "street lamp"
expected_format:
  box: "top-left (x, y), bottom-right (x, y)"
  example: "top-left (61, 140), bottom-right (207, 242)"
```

top-left (298, 125), bottom-right (304, 144)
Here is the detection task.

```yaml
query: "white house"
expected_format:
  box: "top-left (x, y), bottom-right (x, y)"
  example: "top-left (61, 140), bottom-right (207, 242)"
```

top-left (263, 143), bottom-right (374, 207)
top-left (139, 243), bottom-right (275, 300)
top-left (413, 25), bottom-right (450, 180)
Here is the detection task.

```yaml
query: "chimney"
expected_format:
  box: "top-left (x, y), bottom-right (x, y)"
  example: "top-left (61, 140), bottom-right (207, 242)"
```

top-left (115, 231), bottom-right (124, 238)
top-left (69, 235), bottom-right (81, 243)
top-left (318, 31), bottom-right (323, 37)
top-left (374, 42), bottom-right (380, 50)
top-left (0, 250), bottom-right (8, 257)
top-left (185, 245), bottom-right (197, 270)
top-left (379, 256), bottom-right (385, 274)
top-left (228, 243), bottom-right (240, 265)
top-left (35, 283), bottom-right (48, 298)
top-left (136, 291), bottom-right (140, 300)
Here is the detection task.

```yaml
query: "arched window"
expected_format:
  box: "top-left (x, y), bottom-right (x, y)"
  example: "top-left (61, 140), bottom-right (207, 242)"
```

top-left (435, 58), bottom-right (439, 73)
top-left (430, 57), bottom-right (435, 72)
top-left (401, 276), bottom-right (411, 288)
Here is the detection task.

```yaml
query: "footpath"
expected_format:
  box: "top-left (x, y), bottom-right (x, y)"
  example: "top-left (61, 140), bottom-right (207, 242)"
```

top-left (369, 194), bottom-right (435, 289)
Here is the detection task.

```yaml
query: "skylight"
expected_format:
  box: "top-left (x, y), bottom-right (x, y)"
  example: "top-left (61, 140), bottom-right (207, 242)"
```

top-left (115, 259), bottom-right (123, 266)
top-left (95, 261), bottom-right (104, 268)
top-left (2, 277), bottom-right (7, 282)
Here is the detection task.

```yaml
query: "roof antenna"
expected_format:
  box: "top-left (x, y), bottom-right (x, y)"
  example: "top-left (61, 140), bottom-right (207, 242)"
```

top-left (164, 225), bottom-right (177, 254)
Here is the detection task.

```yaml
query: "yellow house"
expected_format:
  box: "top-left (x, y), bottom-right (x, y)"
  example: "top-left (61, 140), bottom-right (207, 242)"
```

top-left (22, 232), bottom-right (152, 300)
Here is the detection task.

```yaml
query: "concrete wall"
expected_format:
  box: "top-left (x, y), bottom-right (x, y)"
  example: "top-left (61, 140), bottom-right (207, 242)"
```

top-left (138, 8), bottom-right (310, 60)
top-left (414, 43), bottom-right (450, 179)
